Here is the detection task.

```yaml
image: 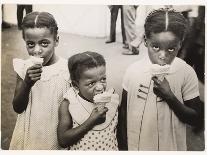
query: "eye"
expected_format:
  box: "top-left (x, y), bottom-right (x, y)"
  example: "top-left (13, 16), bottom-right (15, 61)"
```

top-left (168, 48), bottom-right (175, 52)
top-left (100, 77), bottom-right (106, 83)
top-left (88, 82), bottom-right (95, 87)
top-left (40, 41), bottom-right (49, 47)
top-left (26, 42), bottom-right (35, 48)
top-left (152, 46), bottom-right (160, 51)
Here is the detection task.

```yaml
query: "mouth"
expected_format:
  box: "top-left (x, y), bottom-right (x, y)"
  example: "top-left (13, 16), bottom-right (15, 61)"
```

top-left (157, 60), bottom-right (167, 66)
top-left (94, 91), bottom-right (104, 96)
top-left (159, 63), bottom-right (167, 66)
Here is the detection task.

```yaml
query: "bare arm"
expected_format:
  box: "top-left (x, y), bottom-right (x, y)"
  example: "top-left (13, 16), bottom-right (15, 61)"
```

top-left (12, 64), bottom-right (42, 114)
top-left (117, 89), bottom-right (128, 150)
top-left (57, 100), bottom-right (108, 148)
top-left (152, 76), bottom-right (202, 127)
top-left (12, 74), bottom-right (32, 114)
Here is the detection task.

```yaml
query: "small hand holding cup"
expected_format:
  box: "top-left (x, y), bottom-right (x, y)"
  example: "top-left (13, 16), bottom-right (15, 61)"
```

top-left (93, 88), bottom-right (114, 110)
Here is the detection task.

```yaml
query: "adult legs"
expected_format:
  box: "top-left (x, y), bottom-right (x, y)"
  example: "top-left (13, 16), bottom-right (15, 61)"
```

top-left (122, 5), bottom-right (139, 54)
top-left (120, 6), bottom-right (126, 44)
top-left (106, 5), bottom-right (119, 43)
top-left (17, 5), bottom-right (24, 29)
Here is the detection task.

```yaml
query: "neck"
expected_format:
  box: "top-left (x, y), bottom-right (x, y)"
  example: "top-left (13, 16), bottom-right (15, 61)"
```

top-left (78, 92), bottom-right (93, 103)
top-left (44, 53), bottom-right (58, 66)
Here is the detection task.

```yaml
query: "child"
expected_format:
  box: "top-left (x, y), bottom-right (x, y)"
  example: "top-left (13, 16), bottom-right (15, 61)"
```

top-left (57, 51), bottom-right (119, 150)
top-left (10, 12), bottom-right (70, 149)
top-left (117, 8), bottom-right (203, 151)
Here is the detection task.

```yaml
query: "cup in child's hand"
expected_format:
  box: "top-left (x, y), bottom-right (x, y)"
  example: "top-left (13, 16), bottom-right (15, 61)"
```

top-left (93, 91), bottom-right (112, 111)
top-left (96, 102), bottom-right (107, 111)
top-left (150, 64), bottom-right (170, 81)
top-left (30, 56), bottom-right (44, 65)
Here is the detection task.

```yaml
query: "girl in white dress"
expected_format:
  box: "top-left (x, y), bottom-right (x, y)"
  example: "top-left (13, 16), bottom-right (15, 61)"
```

top-left (10, 12), bottom-right (70, 150)
top-left (118, 8), bottom-right (203, 151)
top-left (57, 52), bottom-right (119, 150)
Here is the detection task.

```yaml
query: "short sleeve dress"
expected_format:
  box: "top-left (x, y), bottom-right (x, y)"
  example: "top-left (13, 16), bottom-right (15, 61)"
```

top-left (63, 87), bottom-right (119, 151)
top-left (123, 56), bottom-right (199, 151)
top-left (9, 57), bottom-right (71, 150)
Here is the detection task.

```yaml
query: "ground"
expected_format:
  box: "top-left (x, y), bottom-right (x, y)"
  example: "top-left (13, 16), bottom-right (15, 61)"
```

top-left (1, 26), bottom-right (205, 150)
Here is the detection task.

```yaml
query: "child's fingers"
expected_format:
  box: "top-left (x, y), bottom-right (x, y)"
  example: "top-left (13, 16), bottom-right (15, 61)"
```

top-left (153, 87), bottom-right (158, 94)
top-left (30, 76), bottom-right (41, 81)
top-left (28, 68), bottom-right (42, 74)
top-left (28, 64), bottom-right (42, 70)
top-left (100, 107), bottom-right (108, 114)
top-left (29, 73), bottom-right (42, 78)
top-left (152, 76), bottom-right (161, 85)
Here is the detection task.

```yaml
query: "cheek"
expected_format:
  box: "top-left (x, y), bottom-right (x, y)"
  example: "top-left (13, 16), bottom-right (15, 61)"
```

top-left (148, 50), bottom-right (157, 61)
top-left (27, 48), bottom-right (33, 55)
top-left (168, 53), bottom-right (177, 63)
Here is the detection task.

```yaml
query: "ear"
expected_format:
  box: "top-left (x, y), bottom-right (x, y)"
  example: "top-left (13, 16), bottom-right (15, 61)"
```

top-left (144, 35), bottom-right (148, 47)
top-left (55, 36), bottom-right (59, 47)
top-left (72, 80), bottom-right (79, 90)
top-left (178, 40), bottom-right (183, 50)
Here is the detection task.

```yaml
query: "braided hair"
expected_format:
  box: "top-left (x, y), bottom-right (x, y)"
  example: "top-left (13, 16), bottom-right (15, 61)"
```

top-left (21, 11), bottom-right (58, 39)
top-left (68, 51), bottom-right (106, 85)
top-left (144, 8), bottom-right (189, 41)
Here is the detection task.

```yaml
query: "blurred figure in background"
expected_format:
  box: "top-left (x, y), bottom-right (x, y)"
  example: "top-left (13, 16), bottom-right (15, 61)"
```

top-left (122, 5), bottom-right (139, 55)
top-left (106, 5), bottom-right (127, 48)
top-left (2, 5), bottom-right (12, 29)
top-left (177, 6), bottom-right (205, 83)
top-left (17, 4), bottom-right (32, 29)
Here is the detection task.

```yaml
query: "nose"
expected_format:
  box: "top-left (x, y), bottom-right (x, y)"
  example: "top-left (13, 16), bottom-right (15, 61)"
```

top-left (159, 50), bottom-right (166, 60)
top-left (95, 83), bottom-right (104, 92)
top-left (34, 45), bottom-right (42, 56)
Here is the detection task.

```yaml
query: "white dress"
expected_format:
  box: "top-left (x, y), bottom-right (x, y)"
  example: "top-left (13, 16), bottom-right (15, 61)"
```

top-left (123, 56), bottom-right (199, 151)
top-left (63, 87), bottom-right (119, 150)
top-left (10, 57), bottom-right (71, 150)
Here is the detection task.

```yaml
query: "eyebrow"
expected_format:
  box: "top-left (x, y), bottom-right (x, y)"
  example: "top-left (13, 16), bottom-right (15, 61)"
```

top-left (26, 41), bottom-right (34, 43)
top-left (40, 39), bottom-right (50, 42)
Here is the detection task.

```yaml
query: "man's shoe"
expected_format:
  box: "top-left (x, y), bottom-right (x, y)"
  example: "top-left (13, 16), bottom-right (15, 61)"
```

top-left (132, 46), bottom-right (139, 54)
top-left (123, 44), bottom-right (129, 49)
top-left (105, 39), bottom-right (115, 44)
top-left (122, 50), bottom-right (139, 55)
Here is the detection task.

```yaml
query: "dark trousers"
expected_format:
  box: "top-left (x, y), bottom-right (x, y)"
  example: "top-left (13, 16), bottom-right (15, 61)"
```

top-left (109, 5), bottom-right (126, 43)
top-left (17, 5), bottom-right (32, 28)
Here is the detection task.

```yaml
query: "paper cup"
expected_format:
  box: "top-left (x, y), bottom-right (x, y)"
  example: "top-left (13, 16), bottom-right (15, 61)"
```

top-left (96, 102), bottom-right (106, 111)
top-left (30, 56), bottom-right (44, 65)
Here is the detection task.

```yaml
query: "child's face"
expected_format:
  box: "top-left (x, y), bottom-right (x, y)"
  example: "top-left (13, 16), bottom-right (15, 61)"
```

top-left (145, 31), bottom-right (182, 65)
top-left (24, 27), bottom-right (59, 66)
top-left (76, 66), bottom-right (107, 102)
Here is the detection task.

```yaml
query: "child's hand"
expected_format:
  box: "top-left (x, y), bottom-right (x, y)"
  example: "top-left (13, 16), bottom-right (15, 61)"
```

top-left (24, 64), bottom-right (42, 87)
top-left (152, 76), bottom-right (174, 101)
top-left (89, 107), bottom-right (108, 126)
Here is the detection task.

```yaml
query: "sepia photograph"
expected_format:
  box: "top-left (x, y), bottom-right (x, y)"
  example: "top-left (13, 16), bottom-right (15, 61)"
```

top-left (1, 1), bottom-right (205, 151)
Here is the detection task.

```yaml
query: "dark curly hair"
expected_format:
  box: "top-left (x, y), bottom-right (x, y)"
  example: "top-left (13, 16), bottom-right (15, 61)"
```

top-left (21, 11), bottom-right (58, 39)
top-left (144, 8), bottom-right (189, 41)
top-left (68, 51), bottom-right (106, 85)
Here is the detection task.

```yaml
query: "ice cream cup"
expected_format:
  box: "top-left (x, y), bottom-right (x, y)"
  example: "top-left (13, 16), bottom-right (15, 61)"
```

top-left (30, 56), bottom-right (44, 65)
top-left (93, 91), bottom-right (112, 110)
top-left (96, 102), bottom-right (107, 111)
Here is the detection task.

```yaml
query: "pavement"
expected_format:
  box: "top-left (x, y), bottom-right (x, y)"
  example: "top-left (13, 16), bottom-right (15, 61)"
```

top-left (1, 26), bottom-right (205, 150)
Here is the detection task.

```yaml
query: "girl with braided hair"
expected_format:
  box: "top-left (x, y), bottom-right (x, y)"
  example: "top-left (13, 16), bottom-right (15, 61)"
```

top-left (117, 8), bottom-right (203, 151)
top-left (57, 51), bottom-right (120, 150)
top-left (10, 12), bottom-right (70, 149)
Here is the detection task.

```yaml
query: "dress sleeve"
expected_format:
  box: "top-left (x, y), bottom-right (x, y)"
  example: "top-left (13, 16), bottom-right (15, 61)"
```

top-left (182, 66), bottom-right (200, 101)
top-left (13, 58), bottom-right (26, 80)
